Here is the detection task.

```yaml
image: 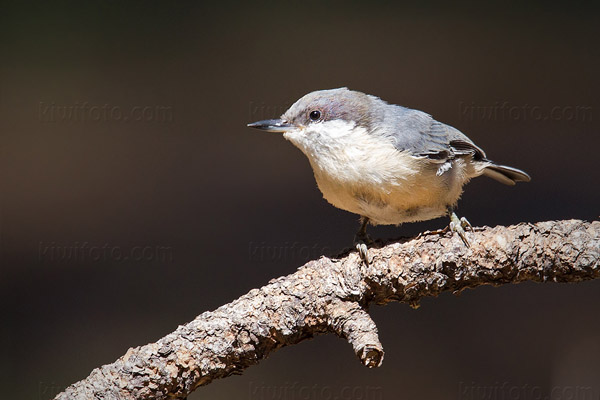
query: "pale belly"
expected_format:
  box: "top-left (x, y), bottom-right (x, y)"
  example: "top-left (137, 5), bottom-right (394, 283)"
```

top-left (311, 159), bottom-right (469, 225)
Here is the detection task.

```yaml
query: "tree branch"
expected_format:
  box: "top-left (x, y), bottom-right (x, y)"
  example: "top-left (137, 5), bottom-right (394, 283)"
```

top-left (55, 219), bottom-right (600, 400)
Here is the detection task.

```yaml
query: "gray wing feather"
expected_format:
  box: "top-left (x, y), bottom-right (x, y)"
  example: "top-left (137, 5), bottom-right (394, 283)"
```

top-left (376, 105), bottom-right (485, 161)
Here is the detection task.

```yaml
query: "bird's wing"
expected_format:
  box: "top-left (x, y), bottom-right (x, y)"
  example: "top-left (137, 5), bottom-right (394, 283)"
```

top-left (380, 106), bottom-right (486, 161)
top-left (444, 124), bottom-right (487, 161)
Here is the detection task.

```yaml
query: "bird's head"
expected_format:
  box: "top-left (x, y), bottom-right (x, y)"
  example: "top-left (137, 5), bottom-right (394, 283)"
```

top-left (248, 88), bottom-right (380, 154)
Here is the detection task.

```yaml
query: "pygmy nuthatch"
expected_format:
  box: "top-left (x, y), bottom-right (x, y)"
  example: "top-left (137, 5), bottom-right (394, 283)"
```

top-left (248, 88), bottom-right (530, 261)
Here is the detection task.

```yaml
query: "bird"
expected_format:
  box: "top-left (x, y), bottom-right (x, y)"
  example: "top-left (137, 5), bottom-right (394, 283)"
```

top-left (248, 88), bottom-right (530, 262)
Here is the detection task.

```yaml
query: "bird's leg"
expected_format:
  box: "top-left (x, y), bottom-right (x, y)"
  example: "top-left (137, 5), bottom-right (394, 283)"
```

top-left (354, 216), bottom-right (372, 264)
top-left (447, 207), bottom-right (472, 247)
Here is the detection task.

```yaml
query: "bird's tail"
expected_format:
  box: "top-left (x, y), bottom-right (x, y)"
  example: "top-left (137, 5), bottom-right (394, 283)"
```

top-left (483, 163), bottom-right (531, 186)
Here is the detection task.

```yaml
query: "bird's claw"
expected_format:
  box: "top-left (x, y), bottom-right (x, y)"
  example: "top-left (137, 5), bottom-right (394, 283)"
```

top-left (354, 232), bottom-right (373, 265)
top-left (417, 225), bottom-right (449, 239)
top-left (355, 241), bottom-right (370, 264)
top-left (449, 212), bottom-right (471, 247)
top-left (460, 216), bottom-right (472, 231)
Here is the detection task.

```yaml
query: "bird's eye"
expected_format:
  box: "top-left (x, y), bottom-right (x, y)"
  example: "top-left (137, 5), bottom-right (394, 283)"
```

top-left (309, 110), bottom-right (321, 121)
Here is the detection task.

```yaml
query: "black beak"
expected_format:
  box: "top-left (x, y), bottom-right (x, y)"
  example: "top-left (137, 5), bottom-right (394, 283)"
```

top-left (247, 119), bottom-right (293, 133)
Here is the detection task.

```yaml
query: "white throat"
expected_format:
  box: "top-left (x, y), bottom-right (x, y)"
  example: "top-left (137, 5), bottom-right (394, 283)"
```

top-left (283, 119), bottom-right (362, 160)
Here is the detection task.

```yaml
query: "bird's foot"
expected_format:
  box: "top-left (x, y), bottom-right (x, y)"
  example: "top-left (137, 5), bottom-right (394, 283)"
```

top-left (418, 225), bottom-right (449, 239)
top-left (449, 211), bottom-right (472, 247)
top-left (354, 232), bottom-right (373, 265)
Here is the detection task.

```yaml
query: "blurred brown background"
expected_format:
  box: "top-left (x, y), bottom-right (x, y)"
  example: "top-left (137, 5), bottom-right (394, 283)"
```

top-left (1, 2), bottom-right (599, 399)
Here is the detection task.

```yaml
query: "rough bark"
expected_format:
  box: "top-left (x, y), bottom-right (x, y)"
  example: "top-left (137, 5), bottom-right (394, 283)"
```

top-left (55, 219), bottom-right (600, 400)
